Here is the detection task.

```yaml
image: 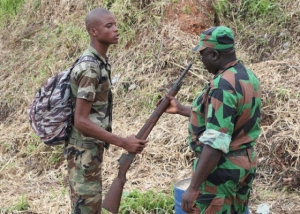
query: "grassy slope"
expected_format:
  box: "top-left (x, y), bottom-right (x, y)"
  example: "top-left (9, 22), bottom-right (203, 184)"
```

top-left (0, 0), bottom-right (300, 213)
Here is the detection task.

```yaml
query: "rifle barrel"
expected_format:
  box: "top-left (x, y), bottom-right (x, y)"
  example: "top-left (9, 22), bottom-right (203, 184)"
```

top-left (102, 63), bottom-right (192, 213)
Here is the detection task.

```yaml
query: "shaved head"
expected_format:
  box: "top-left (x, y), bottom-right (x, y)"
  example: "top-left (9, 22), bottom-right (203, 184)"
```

top-left (85, 7), bottom-right (118, 53)
top-left (85, 8), bottom-right (111, 32)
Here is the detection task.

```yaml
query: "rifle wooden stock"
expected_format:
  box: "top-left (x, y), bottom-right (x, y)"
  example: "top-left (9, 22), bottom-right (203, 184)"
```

top-left (102, 63), bottom-right (192, 213)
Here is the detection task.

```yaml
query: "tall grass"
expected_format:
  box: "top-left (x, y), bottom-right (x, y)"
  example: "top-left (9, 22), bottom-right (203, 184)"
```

top-left (213, 0), bottom-right (297, 62)
top-left (214, 0), bottom-right (280, 21)
top-left (119, 189), bottom-right (174, 213)
top-left (0, 194), bottom-right (31, 213)
top-left (0, 0), bottom-right (24, 26)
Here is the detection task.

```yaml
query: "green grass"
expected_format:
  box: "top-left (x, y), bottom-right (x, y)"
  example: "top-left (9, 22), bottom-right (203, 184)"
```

top-left (26, 143), bottom-right (38, 154)
top-left (118, 189), bottom-right (174, 213)
top-left (0, 0), bottom-right (24, 26)
top-left (241, 0), bottom-right (279, 19)
top-left (14, 194), bottom-right (30, 211)
top-left (0, 194), bottom-right (32, 213)
top-left (48, 177), bottom-right (67, 200)
top-left (0, 194), bottom-right (31, 213)
top-left (182, 5), bottom-right (191, 14)
top-left (109, 1), bottom-right (140, 45)
top-left (213, 0), bottom-right (280, 21)
top-left (212, 0), bottom-right (295, 62)
top-left (48, 148), bottom-right (64, 166)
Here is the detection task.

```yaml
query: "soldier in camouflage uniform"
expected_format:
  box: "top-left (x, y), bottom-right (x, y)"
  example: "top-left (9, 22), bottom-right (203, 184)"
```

top-left (64, 8), bottom-right (147, 214)
top-left (163, 26), bottom-right (261, 213)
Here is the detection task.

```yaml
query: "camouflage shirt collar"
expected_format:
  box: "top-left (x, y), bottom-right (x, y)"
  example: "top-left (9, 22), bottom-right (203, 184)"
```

top-left (88, 46), bottom-right (109, 64)
top-left (214, 59), bottom-right (239, 78)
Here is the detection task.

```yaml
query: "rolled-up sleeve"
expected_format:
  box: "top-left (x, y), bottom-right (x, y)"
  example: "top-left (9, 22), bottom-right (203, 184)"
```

top-left (75, 68), bottom-right (99, 102)
top-left (199, 89), bottom-right (237, 153)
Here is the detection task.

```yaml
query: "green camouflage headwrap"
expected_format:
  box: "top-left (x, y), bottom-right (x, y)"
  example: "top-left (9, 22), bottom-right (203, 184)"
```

top-left (192, 26), bottom-right (235, 52)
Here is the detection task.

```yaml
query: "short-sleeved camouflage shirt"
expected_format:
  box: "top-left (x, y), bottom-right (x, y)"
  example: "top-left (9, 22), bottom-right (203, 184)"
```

top-left (69, 46), bottom-right (112, 142)
top-left (188, 60), bottom-right (261, 153)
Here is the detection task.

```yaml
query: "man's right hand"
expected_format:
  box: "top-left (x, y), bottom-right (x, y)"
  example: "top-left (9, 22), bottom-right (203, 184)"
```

top-left (156, 94), bottom-right (181, 114)
top-left (157, 94), bottom-right (191, 117)
top-left (122, 135), bottom-right (147, 153)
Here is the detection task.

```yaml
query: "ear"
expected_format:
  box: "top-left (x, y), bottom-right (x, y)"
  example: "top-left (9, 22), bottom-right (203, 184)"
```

top-left (211, 50), bottom-right (220, 61)
top-left (89, 27), bottom-right (97, 37)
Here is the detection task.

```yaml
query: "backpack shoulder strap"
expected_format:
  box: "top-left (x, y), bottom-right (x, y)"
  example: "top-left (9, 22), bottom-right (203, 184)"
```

top-left (90, 53), bottom-right (111, 83)
top-left (74, 55), bottom-right (99, 67)
top-left (71, 54), bottom-right (107, 82)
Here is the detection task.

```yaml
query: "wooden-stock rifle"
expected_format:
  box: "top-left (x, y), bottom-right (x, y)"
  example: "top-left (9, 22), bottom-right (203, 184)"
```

top-left (102, 63), bottom-right (192, 213)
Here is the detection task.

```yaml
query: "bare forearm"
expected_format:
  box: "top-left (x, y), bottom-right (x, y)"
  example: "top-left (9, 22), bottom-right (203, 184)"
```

top-left (177, 104), bottom-right (192, 117)
top-left (189, 145), bottom-right (222, 190)
top-left (75, 118), bottom-right (124, 147)
top-left (73, 99), bottom-right (146, 153)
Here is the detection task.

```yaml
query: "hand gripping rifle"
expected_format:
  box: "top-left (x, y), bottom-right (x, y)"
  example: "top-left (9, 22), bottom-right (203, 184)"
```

top-left (102, 63), bottom-right (192, 213)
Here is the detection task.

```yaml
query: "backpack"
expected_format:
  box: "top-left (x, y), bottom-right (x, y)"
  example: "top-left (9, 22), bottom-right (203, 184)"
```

top-left (28, 55), bottom-right (99, 146)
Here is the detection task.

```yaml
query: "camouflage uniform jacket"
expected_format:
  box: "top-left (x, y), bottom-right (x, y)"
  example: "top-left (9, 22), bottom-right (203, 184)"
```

top-left (69, 46), bottom-right (112, 143)
top-left (188, 60), bottom-right (262, 154)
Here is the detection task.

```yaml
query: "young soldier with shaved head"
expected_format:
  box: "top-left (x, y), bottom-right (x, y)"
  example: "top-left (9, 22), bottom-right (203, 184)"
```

top-left (64, 8), bottom-right (147, 214)
top-left (163, 26), bottom-right (261, 213)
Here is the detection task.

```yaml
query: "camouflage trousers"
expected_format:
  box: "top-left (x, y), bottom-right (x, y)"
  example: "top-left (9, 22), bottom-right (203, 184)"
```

top-left (65, 142), bottom-right (104, 214)
top-left (193, 147), bottom-right (257, 214)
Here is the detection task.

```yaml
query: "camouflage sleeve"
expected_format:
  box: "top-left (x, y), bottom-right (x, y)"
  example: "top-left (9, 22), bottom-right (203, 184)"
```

top-left (74, 63), bottom-right (100, 102)
top-left (199, 88), bottom-right (237, 153)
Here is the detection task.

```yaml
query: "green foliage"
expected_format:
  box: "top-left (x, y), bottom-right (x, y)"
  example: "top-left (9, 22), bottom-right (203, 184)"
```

top-left (213, 0), bottom-right (227, 17)
top-left (214, 0), bottom-right (280, 20)
top-left (110, 2), bottom-right (139, 45)
top-left (276, 86), bottom-right (289, 101)
top-left (49, 188), bottom-right (58, 200)
top-left (150, 93), bottom-right (162, 108)
top-left (0, 0), bottom-right (24, 25)
top-left (136, 91), bottom-right (162, 114)
top-left (242, 0), bottom-right (279, 18)
top-left (0, 141), bottom-right (11, 151)
top-left (13, 194), bottom-right (30, 211)
top-left (182, 5), bottom-right (191, 14)
top-left (104, 0), bottom-right (116, 9)
top-left (33, 0), bottom-right (41, 9)
top-left (62, 23), bottom-right (88, 44)
top-left (119, 189), bottom-right (174, 213)
top-left (47, 145), bottom-right (64, 166)
top-left (26, 143), bottom-right (37, 154)
top-left (49, 177), bottom-right (67, 200)
top-left (212, 0), bottom-right (294, 62)
top-left (59, 177), bottom-right (67, 196)
top-left (0, 161), bottom-right (15, 172)
top-left (108, 0), bottom-right (161, 46)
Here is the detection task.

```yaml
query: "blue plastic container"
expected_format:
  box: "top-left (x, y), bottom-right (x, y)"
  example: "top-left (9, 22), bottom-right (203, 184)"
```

top-left (243, 207), bottom-right (250, 214)
top-left (174, 178), bottom-right (250, 214)
top-left (174, 178), bottom-right (190, 214)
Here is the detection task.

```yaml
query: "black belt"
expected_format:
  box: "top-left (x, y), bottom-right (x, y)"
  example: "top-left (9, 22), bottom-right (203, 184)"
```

top-left (196, 147), bottom-right (253, 158)
top-left (225, 148), bottom-right (249, 157)
top-left (68, 138), bottom-right (98, 149)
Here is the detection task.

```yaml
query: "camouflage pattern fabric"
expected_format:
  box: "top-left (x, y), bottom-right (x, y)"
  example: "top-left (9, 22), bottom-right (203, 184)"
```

top-left (28, 55), bottom-right (99, 146)
top-left (28, 68), bottom-right (73, 146)
top-left (193, 149), bottom-right (257, 214)
top-left (70, 45), bottom-right (112, 142)
top-left (65, 143), bottom-right (104, 214)
top-left (66, 46), bottom-right (113, 213)
top-left (188, 60), bottom-right (262, 213)
top-left (192, 26), bottom-right (235, 53)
